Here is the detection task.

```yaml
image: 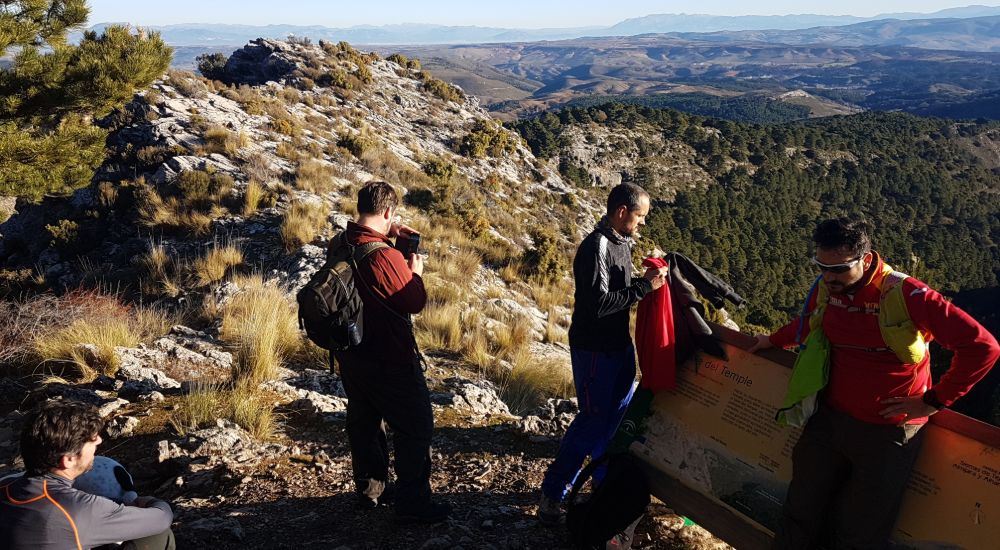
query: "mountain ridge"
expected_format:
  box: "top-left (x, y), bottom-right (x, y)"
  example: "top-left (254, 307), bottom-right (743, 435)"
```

top-left (84, 5), bottom-right (1000, 46)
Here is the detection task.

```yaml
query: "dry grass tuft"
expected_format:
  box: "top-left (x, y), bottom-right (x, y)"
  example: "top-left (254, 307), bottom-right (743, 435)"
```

top-left (459, 319), bottom-right (494, 373)
top-left (137, 186), bottom-right (214, 236)
top-left (7, 292), bottom-right (171, 379)
top-left (543, 309), bottom-right (569, 345)
top-left (499, 354), bottom-right (574, 415)
top-left (227, 383), bottom-right (276, 439)
top-left (295, 159), bottom-right (337, 193)
top-left (531, 276), bottom-right (574, 313)
top-left (33, 318), bottom-right (139, 379)
top-left (191, 243), bottom-right (243, 287)
top-left (338, 196), bottom-right (358, 218)
top-left (220, 275), bottom-right (301, 385)
top-left (280, 200), bottom-right (328, 252)
top-left (414, 301), bottom-right (463, 352)
top-left (491, 314), bottom-right (533, 362)
top-left (170, 383), bottom-right (223, 435)
top-left (243, 180), bottom-right (265, 216)
top-left (203, 125), bottom-right (240, 156)
top-left (138, 243), bottom-right (182, 297)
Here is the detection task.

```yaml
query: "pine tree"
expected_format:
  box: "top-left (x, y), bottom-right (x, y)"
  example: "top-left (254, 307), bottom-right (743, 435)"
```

top-left (0, 0), bottom-right (172, 201)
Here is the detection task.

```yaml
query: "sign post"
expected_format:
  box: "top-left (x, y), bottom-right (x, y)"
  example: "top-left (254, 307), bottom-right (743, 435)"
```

top-left (630, 323), bottom-right (1000, 550)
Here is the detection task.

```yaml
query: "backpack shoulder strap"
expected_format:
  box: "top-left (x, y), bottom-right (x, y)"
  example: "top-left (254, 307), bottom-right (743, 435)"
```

top-left (880, 270), bottom-right (910, 296)
top-left (353, 241), bottom-right (389, 263)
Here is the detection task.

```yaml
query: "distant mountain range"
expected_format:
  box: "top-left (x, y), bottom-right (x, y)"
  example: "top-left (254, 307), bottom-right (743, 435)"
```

top-left (85, 5), bottom-right (1000, 46)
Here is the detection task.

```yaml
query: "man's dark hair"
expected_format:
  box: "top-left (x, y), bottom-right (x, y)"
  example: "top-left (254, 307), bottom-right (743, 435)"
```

top-left (357, 181), bottom-right (399, 215)
top-left (20, 400), bottom-right (104, 475)
top-left (606, 183), bottom-right (649, 214)
top-left (813, 217), bottom-right (873, 257)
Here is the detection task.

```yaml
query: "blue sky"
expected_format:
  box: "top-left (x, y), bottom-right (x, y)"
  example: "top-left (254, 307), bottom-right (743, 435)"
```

top-left (86, 1), bottom-right (997, 27)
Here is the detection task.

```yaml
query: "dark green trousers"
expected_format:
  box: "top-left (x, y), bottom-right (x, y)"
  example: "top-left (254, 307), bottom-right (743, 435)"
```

top-left (772, 405), bottom-right (925, 550)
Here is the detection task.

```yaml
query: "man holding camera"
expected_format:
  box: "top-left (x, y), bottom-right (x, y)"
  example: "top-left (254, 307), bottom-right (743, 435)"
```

top-left (1, 400), bottom-right (175, 550)
top-left (332, 181), bottom-right (450, 524)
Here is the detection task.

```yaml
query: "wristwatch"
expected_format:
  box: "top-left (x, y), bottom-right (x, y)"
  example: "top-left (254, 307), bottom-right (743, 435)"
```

top-left (922, 388), bottom-right (944, 410)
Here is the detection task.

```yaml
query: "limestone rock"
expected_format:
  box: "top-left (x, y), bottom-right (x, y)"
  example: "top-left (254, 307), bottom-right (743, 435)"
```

top-left (106, 416), bottom-right (140, 439)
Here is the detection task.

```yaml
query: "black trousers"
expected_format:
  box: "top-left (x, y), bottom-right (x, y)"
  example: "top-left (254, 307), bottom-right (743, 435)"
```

top-left (772, 406), bottom-right (925, 550)
top-left (337, 354), bottom-right (434, 514)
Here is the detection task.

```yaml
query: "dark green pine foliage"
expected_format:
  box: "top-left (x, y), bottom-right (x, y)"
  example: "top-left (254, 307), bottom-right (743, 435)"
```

top-left (0, 0), bottom-right (173, 201)
top-left (512, 103), bottom-right (1000, 330)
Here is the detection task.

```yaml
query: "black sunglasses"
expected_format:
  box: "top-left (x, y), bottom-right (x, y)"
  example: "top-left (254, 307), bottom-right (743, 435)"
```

top-left (811, 256), bottom-right (862, 274)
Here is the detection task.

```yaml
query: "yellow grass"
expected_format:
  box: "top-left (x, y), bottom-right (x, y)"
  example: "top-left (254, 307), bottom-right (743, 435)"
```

top-left (423, 274), bottom-right (464, 305)
top-left (138, 243), bottom-right (182, 297)
top-left (460, 324), bottom-right (494, 373)
top-left (295, 159), bottom-right (337, 193)
top-left (531, 276), bottom-right (574, 313)
top-left (137, 187), bottom-right (214, 236)
top-left (280, 200), bottom-right (328, 252)
top-left (227, 383), bottom-right (275, 440)
top-left (203, 125), bottom-right (239, 155)
top-left (191, 243), bottom-right (243, 286)
top-left (498, 353), bottom-right (574, 415)
top-left (34, 318), bottom-right (140, 379)
top-left (491, 314), bottom-right (533, 362)
top-left (338, 196), bottom-right (358, 217)
top-left (414, 301), bottom-right (463, 351)
top-left (220, 276), bottom-right (301, 385)
top-left (171, 383), bottom-right (223, 435)
top-left (243, 180), bottom-right (265, 216)
top-left (432, 247), bottom-right (482, 284)
top-left (498, 263), bottom-right (521, 285)
top-left (543, 309), bottom-right (569, 345)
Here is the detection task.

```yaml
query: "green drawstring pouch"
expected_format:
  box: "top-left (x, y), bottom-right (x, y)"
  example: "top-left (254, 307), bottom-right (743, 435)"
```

top-left (776, 329), bottom-right (830, 427)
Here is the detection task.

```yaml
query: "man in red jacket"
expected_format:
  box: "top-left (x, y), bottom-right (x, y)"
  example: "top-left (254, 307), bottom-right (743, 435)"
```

top-left (751, 218), bottom-right (999, 550)
top-left (333, 181), bottom-right (450, 524)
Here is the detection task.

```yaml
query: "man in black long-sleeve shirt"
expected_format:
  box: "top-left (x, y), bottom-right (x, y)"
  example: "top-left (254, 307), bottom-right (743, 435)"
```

top-left (538, 183), bottom-right (666, 524)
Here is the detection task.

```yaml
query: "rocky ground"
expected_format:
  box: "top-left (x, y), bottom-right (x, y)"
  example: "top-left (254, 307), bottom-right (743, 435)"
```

top-left (0, 330), bottom-right (731, 550)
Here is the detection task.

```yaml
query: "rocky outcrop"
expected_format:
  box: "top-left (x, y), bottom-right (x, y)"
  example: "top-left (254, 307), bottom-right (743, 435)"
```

top-left (221, 39), bottom-right (302, 85)
top-left (431, 377), bottom-right (511, 417)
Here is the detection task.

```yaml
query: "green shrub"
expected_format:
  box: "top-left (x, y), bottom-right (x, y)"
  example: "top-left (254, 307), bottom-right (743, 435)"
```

top-left (387, 53), bottom-right (420, 70)
top-left (196, 52), bottom-right (228, 80)
top-left (422, 158), bottom-right (457, 182)
top-left (175, 170), bottom-right (212, 201)
top-left (338, 132), bottom-right (371, 158)
top-left (522, 228), bottom-right (566, 281)
top-left (423, 77), bottom-right (464, 103)
top-left (45, 219), bottom-right (79, 250)
top-left (458, 119), bottom-right (516, 158)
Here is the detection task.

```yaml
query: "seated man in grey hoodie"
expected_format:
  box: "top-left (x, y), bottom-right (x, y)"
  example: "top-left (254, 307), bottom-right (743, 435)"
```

top-left (0, 400), bottom-right (175, 550)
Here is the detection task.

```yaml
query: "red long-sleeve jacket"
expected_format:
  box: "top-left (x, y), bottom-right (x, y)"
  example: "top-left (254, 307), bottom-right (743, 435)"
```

top-left (771, 253), bottom-right (999, 425)
top-left (636, 257), bottom-right (675, 391)
top-left (332, 221), bottom-right (426, 367)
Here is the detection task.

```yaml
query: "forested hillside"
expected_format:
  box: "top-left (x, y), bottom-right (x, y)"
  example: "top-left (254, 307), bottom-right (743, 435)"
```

top-left (512, 104), bottom-right (1000, 329)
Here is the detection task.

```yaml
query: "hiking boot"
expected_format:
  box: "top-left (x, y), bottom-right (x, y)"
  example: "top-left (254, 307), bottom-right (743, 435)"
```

top-left (537, 494), bottom-right (562, 526)
top-left (356, 481), bottom-right (395, 510)
top-left (394, 500), bottom-right (452, 525)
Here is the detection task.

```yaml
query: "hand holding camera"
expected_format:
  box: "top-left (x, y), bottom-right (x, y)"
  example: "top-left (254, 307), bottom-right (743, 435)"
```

top-left (394, 228), bottom-right (427, 276)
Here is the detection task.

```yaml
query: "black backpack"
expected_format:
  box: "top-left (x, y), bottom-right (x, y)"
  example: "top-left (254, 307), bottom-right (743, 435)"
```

top-left (566, 453), bottom-right (650, 550)
top-left (296, 233), bottom-right (387, 351)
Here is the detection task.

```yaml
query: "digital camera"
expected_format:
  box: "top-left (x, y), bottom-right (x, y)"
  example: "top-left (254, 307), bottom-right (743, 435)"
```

top-left (394, 232), bottom-right (421, 259)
